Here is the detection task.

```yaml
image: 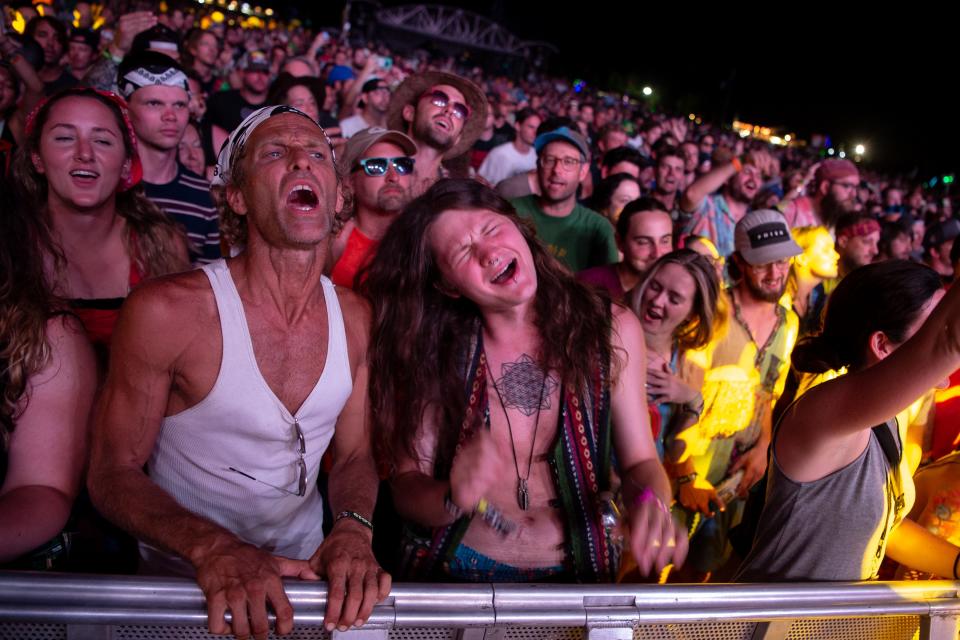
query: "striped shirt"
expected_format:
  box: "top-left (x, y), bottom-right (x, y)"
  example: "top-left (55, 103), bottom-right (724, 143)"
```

top-left (143, 165), bottom-right (221, 265)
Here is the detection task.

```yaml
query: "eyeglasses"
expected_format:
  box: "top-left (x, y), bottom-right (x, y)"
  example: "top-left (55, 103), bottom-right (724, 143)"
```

top-left (354, 156), bottom-right (415, 177)
top-left (540, 155), bottom-right (583, 171)
top-left (419, 89), bottom-right (471, 120)
top-left (228, 418), bottom-right (307, 497)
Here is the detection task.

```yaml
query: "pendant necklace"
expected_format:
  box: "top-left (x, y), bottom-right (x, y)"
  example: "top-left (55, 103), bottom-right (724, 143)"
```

top-left (484, 349), bottom-right (547, 511)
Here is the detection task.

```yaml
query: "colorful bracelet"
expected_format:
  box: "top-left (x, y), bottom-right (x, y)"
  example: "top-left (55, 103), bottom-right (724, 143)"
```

top-left (335, 510), bottom-right (373, 532)
top-left (634, 486), bottom-right (670, 514)
top-left (731, 157), bottom-right (743, 172)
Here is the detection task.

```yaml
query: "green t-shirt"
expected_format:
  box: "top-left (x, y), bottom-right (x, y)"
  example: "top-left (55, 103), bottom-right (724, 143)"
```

top-left (511, 196), bottom-right (618, 273)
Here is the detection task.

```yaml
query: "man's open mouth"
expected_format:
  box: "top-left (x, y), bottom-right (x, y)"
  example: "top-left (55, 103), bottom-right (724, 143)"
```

top-left (287, 185), bottom-right (319, 210)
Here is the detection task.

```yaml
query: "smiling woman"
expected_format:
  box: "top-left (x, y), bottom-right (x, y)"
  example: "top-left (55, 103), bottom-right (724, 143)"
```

top-left (11, 88), bottom-right (189, 358)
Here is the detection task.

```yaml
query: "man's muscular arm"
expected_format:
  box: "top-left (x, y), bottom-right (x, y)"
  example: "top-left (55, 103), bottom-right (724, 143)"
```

top-left (87, 280), bottom-right (316, 640)
top-left (310, 291), bottom-right (390, 632)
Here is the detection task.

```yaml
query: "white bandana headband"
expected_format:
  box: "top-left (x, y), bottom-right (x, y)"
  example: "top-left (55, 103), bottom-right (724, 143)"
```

top-left (120, 66), bottom-right (189, 100)
top-left (212, 105), bottom-right (334, 187)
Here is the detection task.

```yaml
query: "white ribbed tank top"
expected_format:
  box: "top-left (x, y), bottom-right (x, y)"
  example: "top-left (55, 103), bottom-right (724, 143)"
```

top-left (141, 259), bottom-right (351, 572)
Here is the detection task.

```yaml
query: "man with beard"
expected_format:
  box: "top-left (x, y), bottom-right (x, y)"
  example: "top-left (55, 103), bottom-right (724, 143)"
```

top-left (835, 213), bottom-right (881, 279)
top-left (680, 150), bottom-right (772, 258)
top-left (652, 146), bottom-right (686, 215)
top-left (779, 159), bottom-right (860, 230)
top-left (922, 219), bottom-right (960, 285)
top-left (329, 127), bottom-right (417, 289)
top-left (386, 71), bottom-right (488, 195)
top-left (668, 209), bottom-right (800, 580)
top-left (511, 126), bottom-right (618, 272)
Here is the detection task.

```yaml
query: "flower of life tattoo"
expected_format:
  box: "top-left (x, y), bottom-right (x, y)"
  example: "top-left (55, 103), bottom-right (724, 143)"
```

top-left (493, 354), bottom-right (559, 417)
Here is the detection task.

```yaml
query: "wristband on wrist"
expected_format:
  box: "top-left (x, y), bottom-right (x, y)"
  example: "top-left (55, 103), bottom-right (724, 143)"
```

top-left (675, 472), bottom-right (698, 486)
top-left (335, 510), bottom-right (373, 532)
top-left (731, 157), bottom-right (743, 172)
top-left (633, 486), bottom-right (670, 514)
top-left (443, 489), bottom-right (464, 517)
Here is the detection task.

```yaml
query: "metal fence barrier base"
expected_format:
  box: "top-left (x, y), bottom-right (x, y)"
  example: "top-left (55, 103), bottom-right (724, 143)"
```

top-left (1, 572), bottom-right (958, 640)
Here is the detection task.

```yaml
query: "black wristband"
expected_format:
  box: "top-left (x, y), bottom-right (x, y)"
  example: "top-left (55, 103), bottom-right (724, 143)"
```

top-left (335, 510), bottom-right (373, 532)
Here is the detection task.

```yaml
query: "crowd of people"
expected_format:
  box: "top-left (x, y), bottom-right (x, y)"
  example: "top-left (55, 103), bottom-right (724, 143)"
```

top-left (2, 1), bottom-right (960, 638)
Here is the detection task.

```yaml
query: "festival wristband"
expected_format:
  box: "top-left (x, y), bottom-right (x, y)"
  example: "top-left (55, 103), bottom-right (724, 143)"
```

top-left (335, 510), bottom-right (373, 532)
top-left (675, 473), bottom-right (698, 486)
top-left (731, 157), bottom-right (743, 172)
top-left (475, 498), bottom-right (518, 536)
top-left (634, 486), bottom-right (670, 514)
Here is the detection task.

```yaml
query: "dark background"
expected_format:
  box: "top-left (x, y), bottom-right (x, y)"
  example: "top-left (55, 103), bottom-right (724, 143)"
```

top-left (289, 1), bottom-right (956, 178)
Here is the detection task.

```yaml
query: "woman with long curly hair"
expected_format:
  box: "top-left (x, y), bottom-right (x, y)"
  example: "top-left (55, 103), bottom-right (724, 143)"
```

top-left (0, 173), bottom-right (96, 565)
top-left (363, 178), bottom-right (686, 583)
top-left (11, 87), bottom-right (189, 358)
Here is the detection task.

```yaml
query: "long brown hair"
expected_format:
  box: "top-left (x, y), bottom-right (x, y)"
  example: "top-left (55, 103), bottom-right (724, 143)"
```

top-left (0, 175), bottom-right (60, 445)
top-left (362, 178), bottom-right (615, 470)
top-left (11, 89), bottom-right (189, 280)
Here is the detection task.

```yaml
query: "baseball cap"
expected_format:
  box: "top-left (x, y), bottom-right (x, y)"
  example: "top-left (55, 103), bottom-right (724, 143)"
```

top-left (130, 24), bottom-right (180, 56)
top-left (924, 219), bottom-right (960, 250)
top-left (326, 64), bottom-right (355, 85)
top-left (238, 50), bottom-right (270, 72)
top-left (361, 77), bottom-right (387, 93)
top-left (337, 127), bottom-right (417, 175)
top-left (735, 209), bottom-right (802, 265)
top-left (70, 28), bottom-right (100, 50)
top-left (534, 126), bottom-right (589, 158)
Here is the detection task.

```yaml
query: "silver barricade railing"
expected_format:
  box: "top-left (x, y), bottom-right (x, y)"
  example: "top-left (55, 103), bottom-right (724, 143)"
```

top-left (1, 571), bottom-right (959, 639)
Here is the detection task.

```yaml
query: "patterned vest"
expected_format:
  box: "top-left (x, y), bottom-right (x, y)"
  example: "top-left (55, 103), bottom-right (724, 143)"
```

top-left (402, 327), bottom-right (619, 582)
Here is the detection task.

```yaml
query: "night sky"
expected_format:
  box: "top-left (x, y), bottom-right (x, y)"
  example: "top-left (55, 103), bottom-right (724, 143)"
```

top-left (296, 2), bottom-right (957, 178)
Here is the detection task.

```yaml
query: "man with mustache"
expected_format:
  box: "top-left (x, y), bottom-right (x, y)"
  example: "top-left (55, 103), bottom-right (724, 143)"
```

top-left (329, 127), bottom-right (417, 289)
top-left (680, 149), bottom-right (773, 258)
top-left (780, 159), bottom-right (861, 230)
top-left (511, 126), bottom-right (618, 272)
top-left (668, 209), bottom-right (800, 580)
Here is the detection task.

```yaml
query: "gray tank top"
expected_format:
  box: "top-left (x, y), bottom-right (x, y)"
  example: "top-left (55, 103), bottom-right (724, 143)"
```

top-left (735, 419), bottom-right (907, 582)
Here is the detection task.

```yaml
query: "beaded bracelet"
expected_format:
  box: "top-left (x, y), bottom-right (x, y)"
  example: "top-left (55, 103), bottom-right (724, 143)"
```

top-left (335, 510), bottom-right (373, 532)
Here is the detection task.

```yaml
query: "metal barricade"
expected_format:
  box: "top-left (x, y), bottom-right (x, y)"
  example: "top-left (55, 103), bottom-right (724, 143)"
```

top-left (1, 571), bottom-right (958, 640)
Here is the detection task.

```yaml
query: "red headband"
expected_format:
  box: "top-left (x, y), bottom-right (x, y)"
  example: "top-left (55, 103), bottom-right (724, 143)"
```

top-left (25, 88), bottom-right (143, 192)
top-left (837, 218), bottom-right (881, 242)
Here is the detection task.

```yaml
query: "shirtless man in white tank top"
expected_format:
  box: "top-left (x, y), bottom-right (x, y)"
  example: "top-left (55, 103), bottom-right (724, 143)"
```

top-left (88, 106), bottom-right (389, 640)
